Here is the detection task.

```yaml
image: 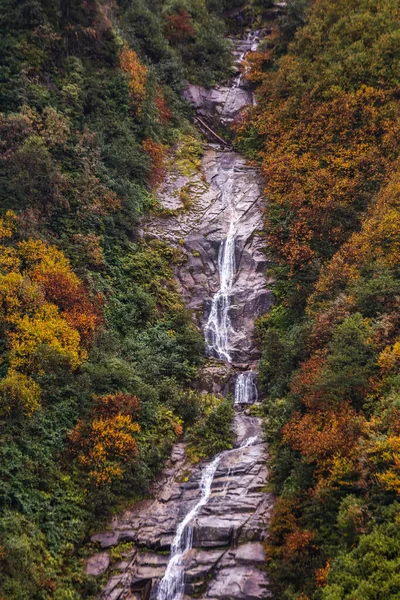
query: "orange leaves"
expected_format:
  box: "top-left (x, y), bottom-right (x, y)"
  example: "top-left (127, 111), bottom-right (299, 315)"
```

top-left (242, 50), bottom-right (274, 84)
top-left (94, 392), bottom-right (140, 419)
top-left (143, 138), bottom-right (168, 188)
top-left (283, 529), bottom-right (316, 561)
top-left (120, 46), bottom-right (148, 113)
top-left (266, 497), bottom-right (317, 566)
top-left (16, 238), bottom-right (102, 342)
top-left (290, 351), bottom-right (327, 407)
top-left (69, 392), bottom-right (141, 487)
top-left (283, 403), bottom-right (365, 490)
top-left (283, 404), bottom-right (362, 464)
top-left (70, 415), bottom-right (140, 487)
top-left (174, 423), bottom-right (184, 437)
top-left (315, 561), bottom-right (331, 588)
top-left (245, 81), bottom-right (400, 275)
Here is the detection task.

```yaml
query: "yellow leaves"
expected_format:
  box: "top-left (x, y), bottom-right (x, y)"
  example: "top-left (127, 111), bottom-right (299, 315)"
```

top-left (0, 370), bottom-right (41, 416)
top-left (377, 470), bottom-right (400, 495)
top-left (375, 434), bottom-right (400, 495)
top-left (325, 455), bottom-right (356, 490)
top-left (70, 414), bottom-right (141, 487)
top-left (0, 221), bottom-right (101, 417)
top-left (0, 210), bottom-right (17, 239)
top-left (366, 432), bottom-right (400, 496)
top-left (120, 46), bottom-right (148, 113)
top-left (9, 303), bottom-right (86, 373)
top-left (378, 341), bottom-right (400, 373)
top-left (17, 238), bottom-right (76, 280)
top-left (0, 272), bottom-right (42, 323)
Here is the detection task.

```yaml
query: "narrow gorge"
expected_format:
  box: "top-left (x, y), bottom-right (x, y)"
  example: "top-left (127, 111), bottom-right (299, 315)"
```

top-left (89, 32), bottom-right (273, 600)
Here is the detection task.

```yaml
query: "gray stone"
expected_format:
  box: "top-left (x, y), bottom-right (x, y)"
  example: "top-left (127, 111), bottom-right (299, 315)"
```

top-left (235, 542), bottom-right (266, 564)
top-left (85, 552), bottom-right (111, 576)
top-left (91, 532), bottom-right (120, 548)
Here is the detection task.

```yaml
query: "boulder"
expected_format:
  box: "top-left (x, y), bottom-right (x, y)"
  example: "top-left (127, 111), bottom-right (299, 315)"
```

top-left (85, 552), bottom-right (110, 576)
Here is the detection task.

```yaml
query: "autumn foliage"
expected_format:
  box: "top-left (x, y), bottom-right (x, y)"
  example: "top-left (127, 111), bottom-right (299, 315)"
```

top-left (0, 212), bottom-right (102, 415)
top-left (165, 9), bottom-right (196, 43)
top-left (241, 0), bottom-right (400, 597)
top-left (69, 393), bottom-right (141, 487)
top-left (120, 46), bottom-right (148, 113)
top-left (143, 138), bottom-right (168, 188)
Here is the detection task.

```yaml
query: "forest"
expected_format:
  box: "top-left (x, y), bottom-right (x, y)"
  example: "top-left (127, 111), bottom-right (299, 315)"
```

top-left (0, 0), bottom-right (236, 597)
top-left (0, 0), bottom-right (399, 598)
top-left (236, 0), bottom-right (400, 597)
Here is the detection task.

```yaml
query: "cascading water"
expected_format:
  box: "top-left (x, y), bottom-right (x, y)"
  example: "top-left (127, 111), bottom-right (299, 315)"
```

top-left (204, 170), bottom-right (238, 362)
top-left (156, 436), bottom-right (258, 600)
top-left (235, 372), bottom-right (258, 405)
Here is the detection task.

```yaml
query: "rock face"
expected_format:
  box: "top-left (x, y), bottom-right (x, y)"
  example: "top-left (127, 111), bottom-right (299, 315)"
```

top-left (146, 148), bottom-right (272, 363)
top-left (183, 32), bottom-right (261, 125)
top-left (144, 31), bottom-right (273, 365)
top-left (92, 417), bottom-right (273, 600)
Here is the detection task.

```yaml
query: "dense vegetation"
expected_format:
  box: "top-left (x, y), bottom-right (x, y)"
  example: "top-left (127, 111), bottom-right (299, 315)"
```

top-left (0, 0), bottom-right (234, 597)
top-left (2, 0), bottom-right (399, 598)
top-left (235, 0), bottom-right (400, 598)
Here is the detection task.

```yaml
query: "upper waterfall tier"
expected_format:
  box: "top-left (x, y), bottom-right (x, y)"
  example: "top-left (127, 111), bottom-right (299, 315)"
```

top-left (145, 149), bottom-right (272, 363)
top-left (184, 31), bottom-right (261, 124)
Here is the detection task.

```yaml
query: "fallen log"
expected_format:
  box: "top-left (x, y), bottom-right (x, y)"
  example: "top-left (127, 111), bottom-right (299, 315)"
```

top-left (195, 115), bottom-right (231, 147)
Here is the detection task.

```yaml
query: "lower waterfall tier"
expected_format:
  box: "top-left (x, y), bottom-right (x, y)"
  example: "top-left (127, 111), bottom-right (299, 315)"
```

top-left (90, 414), bottom-right (273, 600)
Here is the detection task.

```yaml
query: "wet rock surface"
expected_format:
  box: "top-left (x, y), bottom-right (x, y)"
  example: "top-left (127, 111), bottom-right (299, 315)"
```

top-left (145, 148), bottom-right (272, 364)
top-left (92, 416), bottom-right (272, 599)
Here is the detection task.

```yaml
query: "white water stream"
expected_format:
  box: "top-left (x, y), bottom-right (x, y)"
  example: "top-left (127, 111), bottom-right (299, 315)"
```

top-left (156, 436), bottom-right (258, 600)
top-left (235, 371), bottom-right (258, 405)
top-left (204, 168), bottom-right (238, 362)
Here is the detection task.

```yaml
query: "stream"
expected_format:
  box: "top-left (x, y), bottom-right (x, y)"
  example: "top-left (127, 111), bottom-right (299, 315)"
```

top-left (90, 31), bottom-right (273, 600)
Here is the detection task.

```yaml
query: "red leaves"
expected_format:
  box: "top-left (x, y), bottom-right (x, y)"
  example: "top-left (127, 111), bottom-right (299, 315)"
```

top-left (165, 10), bottom-right (195, 43)
top-left (94, 392), bottom-right (140, 419)
top-left (143, 138), bottom-right (168, 188)
top-left (155, 87), bottom-right (172, 125)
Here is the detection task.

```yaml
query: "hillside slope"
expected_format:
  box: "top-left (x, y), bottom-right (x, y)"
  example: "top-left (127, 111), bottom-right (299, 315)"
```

top-left (0, 1), bottom-right (233, 598)
top-left (236, 0), bottom-right (400, 598)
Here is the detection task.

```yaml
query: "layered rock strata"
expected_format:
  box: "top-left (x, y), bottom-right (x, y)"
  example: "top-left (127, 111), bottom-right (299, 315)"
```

top-left (91, 416), bottom-right (272, 600)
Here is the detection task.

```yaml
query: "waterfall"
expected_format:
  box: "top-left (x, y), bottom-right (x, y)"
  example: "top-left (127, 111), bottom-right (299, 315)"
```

top-left (156, 437), bottom-right (258, 600)
top-left (204, 171), bottom-right (237, 362)
top-left (235, 372), bottom-right (258, 405)
top-left (156, 30), bottom-right (265, 600)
